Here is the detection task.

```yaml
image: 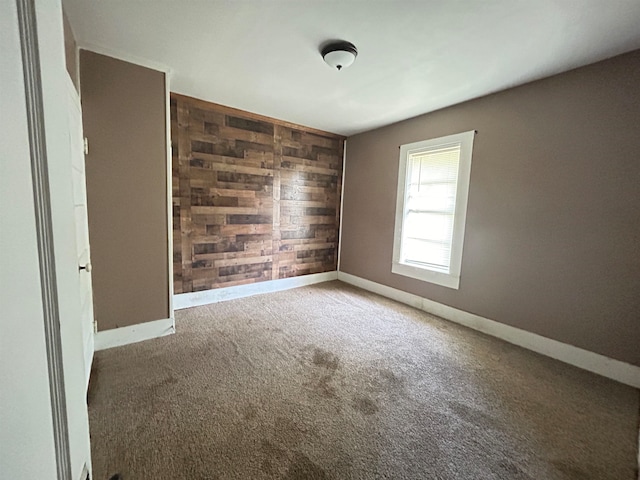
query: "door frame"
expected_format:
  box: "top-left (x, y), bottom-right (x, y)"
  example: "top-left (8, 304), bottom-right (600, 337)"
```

top-left (16, 0), bottom-right (73, 477)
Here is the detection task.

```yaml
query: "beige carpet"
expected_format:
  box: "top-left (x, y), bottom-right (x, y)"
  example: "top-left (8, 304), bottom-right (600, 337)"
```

top-left (88, 281), bottom-right (639, 479)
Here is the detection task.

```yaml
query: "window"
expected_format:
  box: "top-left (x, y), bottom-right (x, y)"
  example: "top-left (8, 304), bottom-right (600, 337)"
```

top-left (392, 130), bottom-right (475, 289)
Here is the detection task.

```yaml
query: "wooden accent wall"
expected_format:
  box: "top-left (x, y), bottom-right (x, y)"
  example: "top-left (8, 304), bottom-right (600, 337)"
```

top-left (171, 94), bottom-right (344, 294)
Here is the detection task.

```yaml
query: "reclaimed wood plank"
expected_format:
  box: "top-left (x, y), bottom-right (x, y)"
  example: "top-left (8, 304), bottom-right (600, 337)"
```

top-left (177, 101), bottom-right (193, 293)
top-left (172, 93), bottom-right (346, 140)
top-left (171, 93), bottom-right (342, 292)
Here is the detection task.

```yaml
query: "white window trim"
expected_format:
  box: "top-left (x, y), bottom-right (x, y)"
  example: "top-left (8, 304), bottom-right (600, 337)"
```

top-left (392, 130), bottom-right (475, 289)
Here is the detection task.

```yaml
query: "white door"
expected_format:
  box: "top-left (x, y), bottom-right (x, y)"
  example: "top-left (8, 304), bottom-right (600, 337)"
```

top-left (66, 76), bottom-right (95, 390)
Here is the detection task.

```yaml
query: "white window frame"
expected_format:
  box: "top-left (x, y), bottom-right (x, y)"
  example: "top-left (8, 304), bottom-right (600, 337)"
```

top-left (392, 130), bottom-right (475, 289)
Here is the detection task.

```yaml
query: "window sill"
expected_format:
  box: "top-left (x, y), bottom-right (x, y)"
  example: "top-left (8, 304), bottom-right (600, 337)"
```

top-left (391, 262), bottom-right (460, 289)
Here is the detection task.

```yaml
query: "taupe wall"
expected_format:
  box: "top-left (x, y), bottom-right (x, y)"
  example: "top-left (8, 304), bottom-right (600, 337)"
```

top-left (341, 50), bottom-right (640, 366)
top-left (80, 50), bottom-right (170, 331)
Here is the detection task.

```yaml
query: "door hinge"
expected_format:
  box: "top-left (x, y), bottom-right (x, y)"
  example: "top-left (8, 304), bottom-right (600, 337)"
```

top-left (83, 137), bottom-right (89, 155)
top-left (93, 320), bottom-right (98, 334)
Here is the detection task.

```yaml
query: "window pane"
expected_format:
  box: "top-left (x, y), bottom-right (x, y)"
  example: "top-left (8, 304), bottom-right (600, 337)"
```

top-left (410, 146), bottom-right (460, 184)
top-left (402, 237), bottom-right (451, 271)
top-left (404, 212), bottom-right (454, 244)
top-left (401, 144), bottom-right (461, 272)
top-left (407, 182), bottom-right (457, 213)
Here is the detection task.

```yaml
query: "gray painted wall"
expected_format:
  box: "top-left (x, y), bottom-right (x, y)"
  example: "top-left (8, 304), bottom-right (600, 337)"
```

top-left (340, 49), bottom-right (640, 366)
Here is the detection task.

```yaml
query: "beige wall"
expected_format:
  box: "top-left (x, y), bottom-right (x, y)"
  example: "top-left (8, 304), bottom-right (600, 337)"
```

top-left (341, 49), bottom-right (640, 366)
top-left (80, 50), bottom-right (170, 331)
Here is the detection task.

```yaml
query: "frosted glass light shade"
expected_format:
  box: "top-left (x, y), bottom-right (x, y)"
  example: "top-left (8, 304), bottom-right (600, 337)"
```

top-left (321, 41), bottom-right (358, 71)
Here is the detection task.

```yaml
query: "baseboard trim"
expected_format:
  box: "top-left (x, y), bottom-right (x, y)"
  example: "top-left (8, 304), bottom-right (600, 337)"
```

top-left (337, 271), bottom-right (640, 388)
top-left (95, 317), bottom-right (175, 351)
top-left (174, 271), bottom-right (339, 310)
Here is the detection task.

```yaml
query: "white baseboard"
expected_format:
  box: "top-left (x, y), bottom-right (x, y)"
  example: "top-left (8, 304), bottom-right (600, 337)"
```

top-left (174, 271), bottom-right (338, 310)
top-left (95, 317), bottom-right (175, 351)
top-left (337, 271), bottom-right (640, 389)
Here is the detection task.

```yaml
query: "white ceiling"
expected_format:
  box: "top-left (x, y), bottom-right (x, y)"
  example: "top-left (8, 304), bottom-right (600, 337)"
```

top-left (63, 0), bottom-right (640, 136)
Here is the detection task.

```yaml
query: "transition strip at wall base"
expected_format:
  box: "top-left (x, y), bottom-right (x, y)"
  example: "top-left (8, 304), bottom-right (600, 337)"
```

top-left (337, 271), bottom-right (640, 389)
top-left (174, 271), bottom-right (339, 310)
top-left (95, 317), bottom-right (175, 351)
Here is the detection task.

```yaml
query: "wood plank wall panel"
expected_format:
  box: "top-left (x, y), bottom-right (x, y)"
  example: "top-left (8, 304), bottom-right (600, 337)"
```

top-left (171, 94), bottom-right (344, 294)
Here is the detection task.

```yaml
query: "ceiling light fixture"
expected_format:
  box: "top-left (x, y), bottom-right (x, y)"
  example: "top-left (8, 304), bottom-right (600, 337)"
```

top-left (321, 41), bottom-right (358, 71)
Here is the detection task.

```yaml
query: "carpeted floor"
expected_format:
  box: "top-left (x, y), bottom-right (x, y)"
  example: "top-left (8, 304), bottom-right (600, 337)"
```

top-left (88, 281), bottom-right (639, 480)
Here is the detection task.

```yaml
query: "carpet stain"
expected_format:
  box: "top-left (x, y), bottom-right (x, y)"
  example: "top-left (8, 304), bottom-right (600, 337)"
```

top-left (303, 347), bottom-right (341, 399)
top-left (379, 368), bottom-right (406, 395)
top-left (146, 374), bottom-right (179, 392)
top-left (274, 416), bottom-right (307, 444)
top-left (315, 374), bottom-right (338, 399)
top-left (260, 439), bottom-right (288, 475)
top-left (449, 400), bottom-right (496, 429)
top-left (352, 395), bottom-right (379, 415)
top-left (161, 375), bottom-right (179, 386)
top-left (242, 403), bottom-right (258, 421)
top-left (498, 459), bottom-right (532, 479)
top-left (551, 459), bottom-right (593, 479)
top-left (312, 348), bottom-right (340, 371)
top-left (283, 451), bottom-right (329, 480)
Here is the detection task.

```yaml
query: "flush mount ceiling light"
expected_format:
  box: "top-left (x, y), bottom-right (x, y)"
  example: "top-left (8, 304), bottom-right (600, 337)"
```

top-left (321, 41), bottom-right (358, 71)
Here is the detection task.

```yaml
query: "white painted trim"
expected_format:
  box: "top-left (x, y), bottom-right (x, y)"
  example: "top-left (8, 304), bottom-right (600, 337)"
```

top-left (95, 317), bottom-right (175, 351)
top-left (78, 42), bottom-right (172, 75)
top-left (392, 130), bottom-right (475, 290)
top-left (165, 70), bottom-right (174, 321)
top-left (337, 271), bottom-right (640, 388)
top-left (83, 331), bottom-right (93, 392)
top-left (337, 140), bottom-right (346, 271)
top-left (174, 271), bottom-right (338, 310)
top-left (64, 70), bottom-right (78, 105)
